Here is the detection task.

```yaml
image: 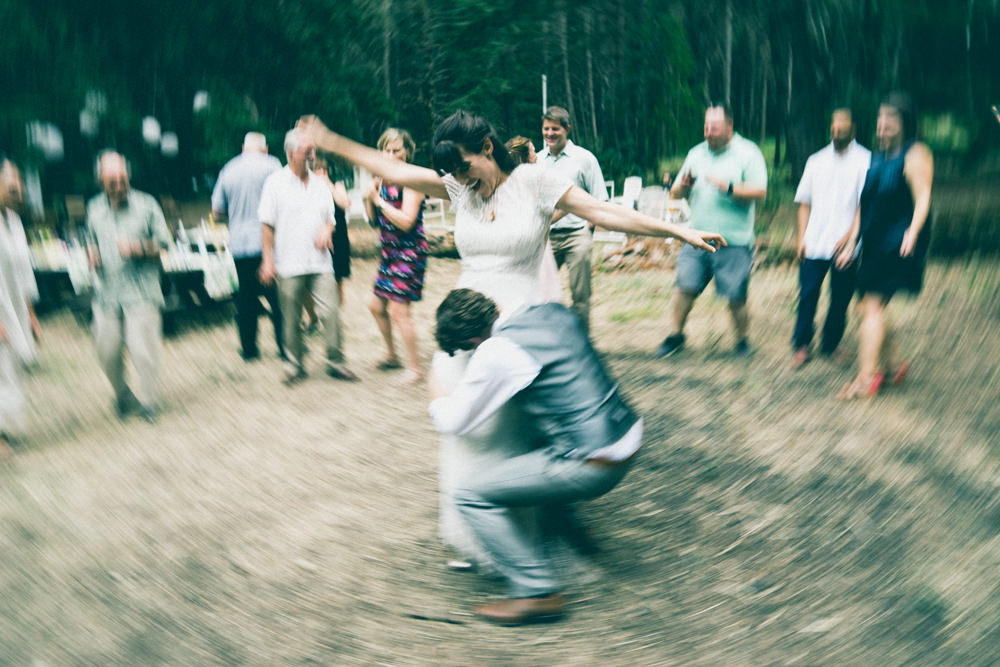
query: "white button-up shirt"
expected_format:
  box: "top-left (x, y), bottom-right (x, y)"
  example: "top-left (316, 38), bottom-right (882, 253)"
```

top-left (258, 166), bottom-right (335, 277)
top-left (537, 140), bottom-right (608, 230)
top-left (428, 314), bottom-right (642, 462)
top-left (794, 140), bottom-right (871, 260)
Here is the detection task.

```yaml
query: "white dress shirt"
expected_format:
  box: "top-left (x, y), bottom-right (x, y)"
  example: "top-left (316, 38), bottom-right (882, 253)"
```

top-left (794, 140), bottom-right (871, 260)
top-left (429, 315), bottom-right (643, 462)
top-left (258, 166), bottom-right (335, 277)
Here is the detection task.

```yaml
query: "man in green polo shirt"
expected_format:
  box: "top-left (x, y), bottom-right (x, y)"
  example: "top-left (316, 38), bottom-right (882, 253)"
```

top-left (86, 151), bottom-right (173, 421)
top-left (659, 103), bottom-right (767, 358)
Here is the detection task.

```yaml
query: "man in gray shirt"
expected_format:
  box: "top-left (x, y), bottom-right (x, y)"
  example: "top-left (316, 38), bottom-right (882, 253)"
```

top-left (86, 151), bottom-right (173, 421)
top-left (212, 132), bottom-right (284, 361)
top-left (537, 106), bottom-right (609, 332)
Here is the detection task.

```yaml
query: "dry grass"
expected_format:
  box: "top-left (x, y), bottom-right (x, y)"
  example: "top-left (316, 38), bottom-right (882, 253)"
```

top-left (1, 254), bottom-right (999, 665)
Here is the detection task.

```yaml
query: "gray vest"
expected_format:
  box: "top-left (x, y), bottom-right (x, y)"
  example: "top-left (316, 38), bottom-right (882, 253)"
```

top-left (496, 303), bottom-right (638, 457)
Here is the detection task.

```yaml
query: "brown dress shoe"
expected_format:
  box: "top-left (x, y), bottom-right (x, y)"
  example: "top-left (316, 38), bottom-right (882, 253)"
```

top-left (475, 594), bottom-right (566, 626)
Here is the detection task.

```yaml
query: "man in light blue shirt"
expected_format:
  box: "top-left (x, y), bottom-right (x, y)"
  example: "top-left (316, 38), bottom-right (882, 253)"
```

top-left (537, 106), bottom-right (609, 331)
top-left (660, 104), bottom-right (767, 358)
top-left (212, 132), bottom-right (284, 362)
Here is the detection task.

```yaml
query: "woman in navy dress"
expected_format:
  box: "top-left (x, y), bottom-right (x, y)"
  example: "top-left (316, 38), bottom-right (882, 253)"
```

top-left (836, 93), bottom-right (933, 399)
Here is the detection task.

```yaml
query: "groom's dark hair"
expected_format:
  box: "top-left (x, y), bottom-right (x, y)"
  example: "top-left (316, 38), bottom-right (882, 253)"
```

top-left (435, 289), bottom-right (499, 356)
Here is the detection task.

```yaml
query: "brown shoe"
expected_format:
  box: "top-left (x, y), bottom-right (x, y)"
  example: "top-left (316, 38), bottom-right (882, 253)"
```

top-left (475, 594), bottom-right (566, 626)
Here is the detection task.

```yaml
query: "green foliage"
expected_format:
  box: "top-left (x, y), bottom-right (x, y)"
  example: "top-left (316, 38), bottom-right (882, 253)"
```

top-left (0, 0), bottom-right (997, 258)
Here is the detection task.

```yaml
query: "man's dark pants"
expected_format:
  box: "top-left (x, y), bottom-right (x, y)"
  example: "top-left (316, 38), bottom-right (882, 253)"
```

top-left (234, 255), bottom-right (284, 359)
top-left (793, 258), bottom-right (856, 354)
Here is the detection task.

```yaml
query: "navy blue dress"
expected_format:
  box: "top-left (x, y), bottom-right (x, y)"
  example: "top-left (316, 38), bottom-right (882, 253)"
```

top-left (856, 140), bottom-right (931, 299)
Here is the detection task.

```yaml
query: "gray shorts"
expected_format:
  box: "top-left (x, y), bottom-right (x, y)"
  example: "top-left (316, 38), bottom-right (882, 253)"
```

top-left (675, 244), bottom-right (752, 301)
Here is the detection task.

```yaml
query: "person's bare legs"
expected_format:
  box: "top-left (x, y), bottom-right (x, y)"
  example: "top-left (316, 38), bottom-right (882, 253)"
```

top-left (369, 294), bottom-right (397, 365)
top-left (388, 299), bottom-right (421, 382)
top-left (336, 279), bottom-right (345, 308)
top-left (669, 290), bottom-right (696, 335)
top-left (838, 294), bottom-right (885, 398)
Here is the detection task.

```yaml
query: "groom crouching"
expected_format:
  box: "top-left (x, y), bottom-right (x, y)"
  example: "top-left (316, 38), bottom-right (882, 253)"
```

top-left (428, 289), bottom-right (642, 625)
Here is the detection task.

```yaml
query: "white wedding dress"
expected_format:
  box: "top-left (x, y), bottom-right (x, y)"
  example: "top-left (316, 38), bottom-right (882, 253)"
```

top-left (435, 164), bottom-right (571, 568)
top-left (0, 209), bottom-right (38, 436)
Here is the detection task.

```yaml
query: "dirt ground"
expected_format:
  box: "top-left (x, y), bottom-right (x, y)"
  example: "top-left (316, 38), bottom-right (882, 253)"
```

top-left (2, 249), bottom-right (1000, 666)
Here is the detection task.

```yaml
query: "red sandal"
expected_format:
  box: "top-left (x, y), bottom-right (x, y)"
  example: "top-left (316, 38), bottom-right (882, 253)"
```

top-left (836, 371), bottom-right (885, 400)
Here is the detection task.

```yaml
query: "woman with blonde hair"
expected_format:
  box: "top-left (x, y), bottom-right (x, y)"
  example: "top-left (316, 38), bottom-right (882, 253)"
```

top-left (365, 128), bottom-right (428, 385)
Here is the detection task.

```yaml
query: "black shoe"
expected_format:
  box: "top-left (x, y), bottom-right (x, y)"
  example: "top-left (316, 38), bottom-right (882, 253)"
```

top-left (283, 368), bottom-right (308, 386)
top-left (138, 406), bottom-right (158, 423)
top-left (734, 338), bottom-right (752, 358)
top-left (241, 350), bottom-right (261, 362)
top-left (326, 364), bottom-right (359, 382)
top-left (115, 390), bottom-right (140, 419)
top-left (655, 333), bottom-right (685, 358)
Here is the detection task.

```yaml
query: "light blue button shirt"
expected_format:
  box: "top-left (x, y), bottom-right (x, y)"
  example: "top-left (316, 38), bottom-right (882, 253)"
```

top-left (537, 140), bottom-right (608, 230)
top-left (212, 152), bottom-right (282, 258)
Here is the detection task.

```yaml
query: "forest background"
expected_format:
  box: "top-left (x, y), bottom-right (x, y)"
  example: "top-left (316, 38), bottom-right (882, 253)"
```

top-left (1, 0), bottom-right (998, 254)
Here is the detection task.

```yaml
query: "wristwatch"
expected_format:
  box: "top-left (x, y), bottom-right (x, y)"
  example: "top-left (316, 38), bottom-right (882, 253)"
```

top-left (727, 182), bottom-right (734, 196)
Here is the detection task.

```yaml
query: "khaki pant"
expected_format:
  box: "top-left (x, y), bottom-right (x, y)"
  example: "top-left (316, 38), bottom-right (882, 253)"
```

top-left (277, 272), bottom-right (343, 374)
top-left (92, 302), bottom-right (162, 408)
top-left (549, 226), bottom-right (593, 331)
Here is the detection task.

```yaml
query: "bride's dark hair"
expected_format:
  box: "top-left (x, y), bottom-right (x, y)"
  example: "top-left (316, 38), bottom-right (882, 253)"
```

top-left (432, 110), bottom-right (516, 176)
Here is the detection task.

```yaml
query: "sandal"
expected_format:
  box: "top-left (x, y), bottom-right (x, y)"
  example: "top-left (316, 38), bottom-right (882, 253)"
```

top-left (375, 357), bottom-right (403, 371)
top-left (892, 360), bottom-right (910, 386)
top-left (836, 372), bottom-right (885, 400)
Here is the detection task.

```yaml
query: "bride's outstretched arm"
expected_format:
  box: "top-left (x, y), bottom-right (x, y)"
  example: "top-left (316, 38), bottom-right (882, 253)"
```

top-left (556, 185), bottom-right (727, 252)
top-left (298, 116), bottom-right (450, 200)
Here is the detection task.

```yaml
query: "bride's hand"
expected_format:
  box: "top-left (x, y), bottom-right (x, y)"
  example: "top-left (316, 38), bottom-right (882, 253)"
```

top-left (681, 229), bottom-right (727, 252)
top-left (297, 115), bottom-right (330, 145)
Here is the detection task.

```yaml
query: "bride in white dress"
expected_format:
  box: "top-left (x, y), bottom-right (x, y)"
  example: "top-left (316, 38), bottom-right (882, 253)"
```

top-left (301, 111), bottom-right (725, 566)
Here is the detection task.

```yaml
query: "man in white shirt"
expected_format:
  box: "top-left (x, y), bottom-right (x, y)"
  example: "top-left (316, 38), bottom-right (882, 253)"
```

top-left (429, 288), bottom-right (641, 625)
top-left (259, 128), bottom-right (357, 384)
top-left (792, 109), bottom-right (871, 367)
top-left (537, 106), bottom-right (609, 331)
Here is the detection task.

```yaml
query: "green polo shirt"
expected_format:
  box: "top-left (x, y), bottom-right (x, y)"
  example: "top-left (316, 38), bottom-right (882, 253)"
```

top-left (678, 133), bottom-right (767, 247)
top-left (86, 190), bottom-right (172, 308)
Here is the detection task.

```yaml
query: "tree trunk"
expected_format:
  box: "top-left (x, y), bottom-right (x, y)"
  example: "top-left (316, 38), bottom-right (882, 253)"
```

top-left (382, 0), bottom-right (393, 101)
top-left (760, 73), bottom-right (767, 145)
top-left (584, 8), bottom-right (598, 149)
top-left (559, 2), bottom-right (576, 124)
top-left (724, 0), bottom-right (733, 104)
top-left (966, 0), bottom-right (976, 122)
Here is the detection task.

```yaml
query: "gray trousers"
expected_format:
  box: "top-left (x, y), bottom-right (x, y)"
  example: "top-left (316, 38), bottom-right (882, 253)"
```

top-left (92, 302), bottom-right (162, 407)
top-left (454, 445), bottom-right (630, 598)
top-left (549, 227), bottom-right (593, 331)
top-left (277, 272), bottom-right (343, 373)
